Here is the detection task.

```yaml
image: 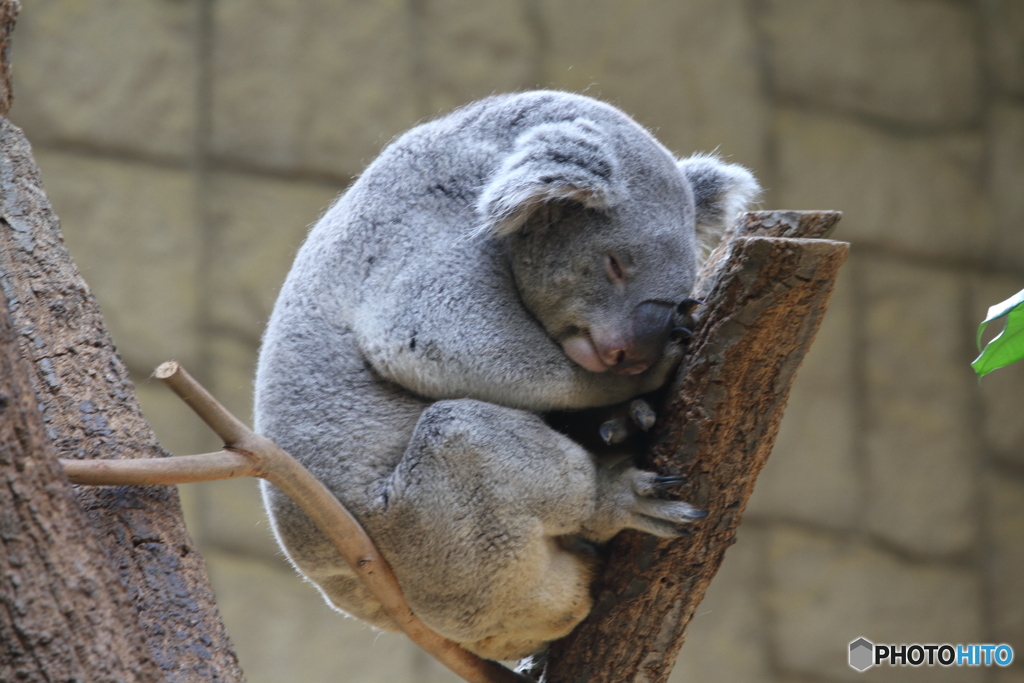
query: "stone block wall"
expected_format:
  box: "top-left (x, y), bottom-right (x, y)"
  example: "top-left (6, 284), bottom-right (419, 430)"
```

top-left (10, 1), bottom-right (1023, 682)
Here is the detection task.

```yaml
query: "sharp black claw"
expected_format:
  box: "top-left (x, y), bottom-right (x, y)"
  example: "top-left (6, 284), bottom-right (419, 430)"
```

top-left (652, 475), bottom-right (687, 488)
top-left (670, 327), bottom-right (693, 343)
top-left (677, 298), bottom-right (703, 316)
top-left (686, 508), bottom-right (709, 519)
top-left (675, 527), bottom-right (694, 536)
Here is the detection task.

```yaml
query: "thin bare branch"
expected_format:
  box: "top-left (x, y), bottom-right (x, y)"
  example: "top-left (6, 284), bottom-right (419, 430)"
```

top-left (60, 450), bottom-right (260, 486)
top-left (62, 361), bottom-right (529, 683)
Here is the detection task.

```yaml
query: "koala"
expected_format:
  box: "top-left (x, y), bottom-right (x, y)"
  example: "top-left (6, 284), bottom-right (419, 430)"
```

top-left (254, 91), bottom-right (759, 661)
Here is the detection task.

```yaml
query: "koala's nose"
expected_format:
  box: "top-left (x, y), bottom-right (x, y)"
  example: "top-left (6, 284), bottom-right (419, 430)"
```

top-left (626, 300), bottom-right (674, 365)
top-left (592, 302), bottom-right (674, 374)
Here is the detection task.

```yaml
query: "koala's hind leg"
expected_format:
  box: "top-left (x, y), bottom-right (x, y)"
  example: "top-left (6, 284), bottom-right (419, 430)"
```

top-left (368, 398), bottom-right (702, 660)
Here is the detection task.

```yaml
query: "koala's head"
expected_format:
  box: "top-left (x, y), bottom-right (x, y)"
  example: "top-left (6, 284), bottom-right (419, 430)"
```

top-left (477, 115), bottom-right (760, 376)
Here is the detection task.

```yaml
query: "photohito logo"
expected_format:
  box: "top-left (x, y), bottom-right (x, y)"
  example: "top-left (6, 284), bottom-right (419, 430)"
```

top-left (849, 638), bottom-right (1014, 672)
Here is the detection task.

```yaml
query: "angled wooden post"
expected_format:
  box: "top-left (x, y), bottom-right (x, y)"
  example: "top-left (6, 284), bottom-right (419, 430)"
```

top-left (542, 211), bottom-right (847, 683)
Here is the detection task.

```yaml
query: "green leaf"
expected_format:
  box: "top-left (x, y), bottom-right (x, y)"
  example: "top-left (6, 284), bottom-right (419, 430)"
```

top-left (973, 288), bottom-right (1024, 378)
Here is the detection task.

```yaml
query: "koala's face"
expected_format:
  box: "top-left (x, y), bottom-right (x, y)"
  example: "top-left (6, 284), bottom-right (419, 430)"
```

top-left (508, 197), bottom-right (698, 376)
top-left (478, 108), bottom-right (758, 378)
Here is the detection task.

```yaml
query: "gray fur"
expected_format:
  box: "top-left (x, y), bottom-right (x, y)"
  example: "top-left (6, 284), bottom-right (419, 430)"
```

top-left (254, 91), bottom-right (759, 661)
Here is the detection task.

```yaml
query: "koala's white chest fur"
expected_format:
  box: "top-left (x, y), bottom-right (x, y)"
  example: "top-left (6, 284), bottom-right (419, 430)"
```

top-left (254, 91), bottom-right (758, 660)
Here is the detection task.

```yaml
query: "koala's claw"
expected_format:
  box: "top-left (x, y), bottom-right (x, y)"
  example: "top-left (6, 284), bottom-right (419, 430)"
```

top-left (670, 326), bottom-right (693, 344)
top-left (671, 298), bottom-right (703, 347)
top-left (677, 298), bottom-right (703, 316)
top-left (652, 474), bottom-right (687, 488)
top-left (629, 399), bottom-right (656, 431)
top-left (631, 500), bottom-right (708, 537)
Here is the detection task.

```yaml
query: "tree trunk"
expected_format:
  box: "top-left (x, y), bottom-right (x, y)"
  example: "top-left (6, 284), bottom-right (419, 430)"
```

top-left (0, 0), bottom-right (16, 118)
top-left (543, 212), bottom-right (847, 683)
top-left (0, 107), bottom-right (245, 683)
top-left (0, 283), bottom-right (164, 682)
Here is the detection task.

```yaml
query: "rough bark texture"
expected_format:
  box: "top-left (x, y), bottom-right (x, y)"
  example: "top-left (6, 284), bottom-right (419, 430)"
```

top-left (544, 212), bottom-right (847, 683)
top-left (0, 117), bottom-right (245, 682)
top-left (0, 285), bottom-right (162, 683)
top-left (0, 0), bottom-right (16, 118)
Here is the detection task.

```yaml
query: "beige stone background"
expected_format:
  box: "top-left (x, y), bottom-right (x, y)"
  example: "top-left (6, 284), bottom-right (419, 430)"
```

top-left (8, 0), bottom-right (1024, 681)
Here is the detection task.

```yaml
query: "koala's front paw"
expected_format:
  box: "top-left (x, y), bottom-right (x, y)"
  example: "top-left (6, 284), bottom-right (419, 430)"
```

top-left (585, 463), bottom-right (706, 541)
top-left (628, 469), bottom-right (707, 537)
top-left (598, 398), bottom-right (656, 445)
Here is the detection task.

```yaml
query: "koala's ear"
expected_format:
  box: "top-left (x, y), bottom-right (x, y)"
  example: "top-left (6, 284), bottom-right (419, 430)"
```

top-left (478, 119), bottom-right (623, 237)
top-left (677, 154), bottom-right (761, 257)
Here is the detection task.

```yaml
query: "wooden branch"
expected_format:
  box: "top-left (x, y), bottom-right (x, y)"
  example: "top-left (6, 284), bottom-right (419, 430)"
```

top-left (62, 362), bottom-right (529, 683)
top-left (61, 450), bottom-right (259, 486)
top-left (0, 283), bottom-right (161, 682)
top-left (0, 118), bottom-right (244, 681)
top-left (543, 211), bottom-right (847, 683)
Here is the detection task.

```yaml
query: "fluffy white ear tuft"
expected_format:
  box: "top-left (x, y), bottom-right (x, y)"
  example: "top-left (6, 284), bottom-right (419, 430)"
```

top-left (477, 119), bottom-right (623, 237)
top-left (677, 154), bottom-right (761, 259)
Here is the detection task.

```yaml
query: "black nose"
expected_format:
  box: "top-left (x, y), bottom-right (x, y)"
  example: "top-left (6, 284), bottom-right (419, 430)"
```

top-left (627, 301), bottom-right (675, 366)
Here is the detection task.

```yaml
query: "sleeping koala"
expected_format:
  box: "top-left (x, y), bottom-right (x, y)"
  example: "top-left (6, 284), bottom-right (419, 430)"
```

top-left (254, 91), bottom-right (759, 661)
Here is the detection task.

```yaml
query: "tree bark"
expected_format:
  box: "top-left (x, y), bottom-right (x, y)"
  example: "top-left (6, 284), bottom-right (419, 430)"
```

top-left (0, 117), bottom-right (245, 681)
top-left (0, 282), bottom-right (163, 682)
top-left (0, 0), bottom-right (16, 117)
top-left (544, 212), bottom-right (847, 683)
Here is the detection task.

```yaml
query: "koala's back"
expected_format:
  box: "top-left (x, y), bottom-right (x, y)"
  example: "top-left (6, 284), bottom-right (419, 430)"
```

top-left (268, 91), bottom-right (675, 315)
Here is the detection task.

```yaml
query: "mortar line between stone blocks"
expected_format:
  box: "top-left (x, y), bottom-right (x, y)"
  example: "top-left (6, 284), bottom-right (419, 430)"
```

top-left (194, 0), bottom-right (215, 382)
top-left (847, 253), bottom-right (871, 534)
top-left (976, 2), bottom-right (1003, 283)
top-left (990, 457), bottom-right (1024, 481)
top-left (748, 525), bottom-right (784, 683)
top-left (746, 0), bottom-right (780, 199)
top-left (521, 0), bottom-right (547, 89)
top-left (995, 91), bottom-right (1024, 107)
top-left (741, 517), bottom-right (977, 570)
top-left (851, 243), bottom-right (1024, 280)
top-left (962, 270), bottom-right (999, 683)
top-left (405, 0), bottom-right (430, 121)
top-left (192, 0), bottom-right (216, 545)
top-left (203, 322), bottom-right (261, 353)
top-left (772, 94), bottom-right (988, 139)
top-left (28, 141), bottom-right (354, 194)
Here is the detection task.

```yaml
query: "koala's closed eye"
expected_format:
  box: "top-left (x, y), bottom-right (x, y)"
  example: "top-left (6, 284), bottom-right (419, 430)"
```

top-left (605, 253), bottom-right (626, 283)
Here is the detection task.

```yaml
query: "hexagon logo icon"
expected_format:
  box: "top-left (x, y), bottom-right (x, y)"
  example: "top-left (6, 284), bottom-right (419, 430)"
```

top-left (849, 638), bottom-right (874, 671)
